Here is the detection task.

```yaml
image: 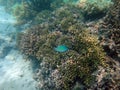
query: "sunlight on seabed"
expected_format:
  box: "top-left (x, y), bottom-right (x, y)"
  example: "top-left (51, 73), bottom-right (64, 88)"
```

top-left (0, 7), bottom-right (16, 24)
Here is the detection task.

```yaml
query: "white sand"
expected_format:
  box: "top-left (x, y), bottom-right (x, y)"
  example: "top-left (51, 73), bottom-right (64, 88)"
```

top-left (0, 50), bottom-right (38, 90)
top-left (0, 6), bottom-right (38, 90)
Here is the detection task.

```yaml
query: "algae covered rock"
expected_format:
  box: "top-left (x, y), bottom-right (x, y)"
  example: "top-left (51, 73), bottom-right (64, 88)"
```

top-left (13, 3), bottom-right (37, 26)
top-left (18, 26), bottom-right (106, 89)
top-left (104, 0), bottom-right (120, 29)
top-left (77, 0), bottom-right (113, 20)
top-left (18, 6), bottom-right (106, 90)
top-left (13, 0), bottom-right (54, 26)
top-left (100, 0), bottom-right (120, 58)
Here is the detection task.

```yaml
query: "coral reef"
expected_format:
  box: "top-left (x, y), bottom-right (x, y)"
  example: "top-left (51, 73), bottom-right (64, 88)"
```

top-left (13, 0), bottom-right (54, 27)
top-left (99, 0), bottom-right (120, 59)
top-left (104, 0), bottom-right (120, 29)
top-left (34, 10), bottom-right (52, 24)
top-left (13, 3), bottom-right (37, 26)
top-left (18, 5), bottom-right (106, 90)
top-left (77, 0), bottom-right (113, 20)
top-left (50, 0), bottom-right (65, 9)
top-left (0, 0), bottom-right (120, 89)
top-left (26, 0), bottom-right (53, 12)
top-left (91, 56), bottom-right (120, 90)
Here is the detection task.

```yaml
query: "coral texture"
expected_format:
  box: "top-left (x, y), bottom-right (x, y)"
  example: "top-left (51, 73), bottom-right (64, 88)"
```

top-left (18, 6), bottom-right (106, 90)
top-left (100, 0), bottom-right (120, 58)
top-left (13, 0), bottom-right (54, 26)
top-left (77, 0), bottom-right (112, 20)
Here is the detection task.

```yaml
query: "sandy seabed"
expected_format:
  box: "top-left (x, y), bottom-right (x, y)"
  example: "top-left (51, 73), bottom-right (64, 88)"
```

top-left (0, 6), bottom-right (38, 90)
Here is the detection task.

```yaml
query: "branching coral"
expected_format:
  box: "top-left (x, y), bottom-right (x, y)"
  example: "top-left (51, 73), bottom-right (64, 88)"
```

top-left (104, 0), bottom-right (120, 29)
top-left (100, 0), bottom-right (120, 58)
top-left (34, 10), bottom-right (52, 24)
top-left (13, 3), bottom-right (37, 26)
top-left (18, 5), bottom-right (106, 90)
top-left (57, 30), bottom-right (105, 89)
top-left (13, 0), bottom-right (54, 26)
top-left (77, 0), bottom-right (113, 20)
top-left (26, 0), bottom-right (53, 12)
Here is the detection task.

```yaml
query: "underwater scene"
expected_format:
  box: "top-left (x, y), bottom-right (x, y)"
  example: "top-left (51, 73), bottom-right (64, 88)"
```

top-left (0, 0), bottom-right (120, 90)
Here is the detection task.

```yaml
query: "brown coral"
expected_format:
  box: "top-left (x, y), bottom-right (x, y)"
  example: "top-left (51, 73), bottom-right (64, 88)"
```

top-left (100, 0), bottom-right (120, 58)
top-left (18, 5), bottom-right (106, 90)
